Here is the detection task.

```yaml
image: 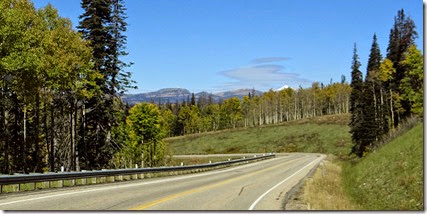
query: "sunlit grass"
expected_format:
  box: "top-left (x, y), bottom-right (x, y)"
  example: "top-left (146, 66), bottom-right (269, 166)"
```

top-left (342, 123), bottom-right (423, 210)
top-left (166, 114), bottom-right (351, 156)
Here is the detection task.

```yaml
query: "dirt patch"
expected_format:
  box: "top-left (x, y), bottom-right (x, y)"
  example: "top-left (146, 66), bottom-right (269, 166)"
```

top-left (284, 183), bottom-right (310, 210)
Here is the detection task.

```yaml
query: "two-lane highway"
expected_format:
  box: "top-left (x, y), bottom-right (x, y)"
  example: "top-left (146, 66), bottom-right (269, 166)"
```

top-left (0, 153), bottom-right (324, 210)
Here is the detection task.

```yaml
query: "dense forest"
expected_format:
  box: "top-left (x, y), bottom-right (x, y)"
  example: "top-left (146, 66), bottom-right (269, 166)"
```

top-left (0, 0), bottom-right (134, 174)
top-left (349, 9), bottom-right (423, 157)
top-left (0, 1), bottom-right (421, 174)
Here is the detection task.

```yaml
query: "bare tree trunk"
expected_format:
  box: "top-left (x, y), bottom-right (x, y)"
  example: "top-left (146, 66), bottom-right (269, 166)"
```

top-left (313, 97), bottom-right (316, 117)
top-left (44, 102), bottom-right (49, 171)
top-left (50, 107), bottom-right (55, 172)
top-left (3, 107), bottom-right (10, 174)
top-left (74, 102), bottom-right (79, 171)
top-left (82, 103), bottom-right (86, 169)
top-left (389, 88), bottom-right (395, 129)
top-left (294, 96), bottom-right (297, 120)
top-left (380, 86), bottom-right (385, 134)
top-left (70, 110), bottom-right (74, 171)
top-left (372, 82), bottom-right (378, 140)
top-left (34, 91), bottom-right (40, 172)
top-left (23, 105), bottom-right (27, 173)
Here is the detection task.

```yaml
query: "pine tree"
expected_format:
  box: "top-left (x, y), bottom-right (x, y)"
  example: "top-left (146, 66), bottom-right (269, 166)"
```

top-left (361, 34), bottom-right (383, 151)
top-left (78, 0), bottom-right (109, 169)
top-left (349, 44), bottom-right (364, 156)
top-left (386, 9), bottom-right (418, 125)
top-left (109, 0), bottom-right (136, 95)
top-left (366, 34), bottom-right (388, 141)
top-left (357, 81), bottom-right (377, 156)
top-left (78, 0), bottom-right (135, 170)
top-left (367, 34), bottom-right (382, 74)
top-left (191, 93), bottom-right (196, 106)
top-left (79, 0), bottom-right (112, 77)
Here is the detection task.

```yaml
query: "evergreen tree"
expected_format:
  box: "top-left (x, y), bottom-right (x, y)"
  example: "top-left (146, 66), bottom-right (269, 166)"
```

top-left (109, 0), bottom-right (136, 95)
top-left (357, 82), bottom-right (377, 157)
top-left (78, 0), bottom-right (113, 169)
top-left (78, 0), bottom-right (134, 169)
top-left (386, 9), bottom-right (418, 124)
top-left (361, 34), bottom-right (383, 151)
top-left (191, 93), bottom-right (196, 106)
top-left (78, 0), bottom-right (112, 76)
top-left (366, 34), bottom-right (388, 140)
top-left (349, 44), bottom-right (364, 156)
top-left (366, 34), bottom-right (382, 74)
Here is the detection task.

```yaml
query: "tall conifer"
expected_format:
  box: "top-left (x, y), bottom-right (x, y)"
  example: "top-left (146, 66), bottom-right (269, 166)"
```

top-left (386, 9), bottom-right (418, 124)
top-left (362, 34), bottom-right (383, 150)
top-left (349, 44), bottom-right (364, 156)
top-left (78, 0), bottom-right (133, 169)
top-left (367, 34), bottom-right (389, 140)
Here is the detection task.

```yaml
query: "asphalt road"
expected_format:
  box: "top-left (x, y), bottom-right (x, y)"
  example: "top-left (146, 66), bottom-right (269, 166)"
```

top-left (0, 153), bottom-right (324, 210)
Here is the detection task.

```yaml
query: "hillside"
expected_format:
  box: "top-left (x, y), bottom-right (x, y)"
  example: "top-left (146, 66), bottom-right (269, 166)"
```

top-left (342, 123), bottom-right (423, 210)
top-left (166, 114), bottom-right (352, 156)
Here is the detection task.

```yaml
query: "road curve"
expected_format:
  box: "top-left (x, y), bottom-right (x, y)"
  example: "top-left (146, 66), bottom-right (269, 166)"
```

top-left (0, 153), bottom-right (324, 210)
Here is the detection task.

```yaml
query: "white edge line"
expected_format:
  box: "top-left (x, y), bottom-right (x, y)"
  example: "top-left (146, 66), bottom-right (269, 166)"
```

top-left (0, 155), bottom-right (293, 207)
top-left (248, 155), bottom-right (324, 210)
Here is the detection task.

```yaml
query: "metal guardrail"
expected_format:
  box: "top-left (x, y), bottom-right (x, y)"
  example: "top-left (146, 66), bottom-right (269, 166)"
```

top-left (0, 154), bottom-right (275, 185)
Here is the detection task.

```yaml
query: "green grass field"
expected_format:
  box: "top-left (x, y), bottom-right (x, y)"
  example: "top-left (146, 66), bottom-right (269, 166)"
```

top-left (166, 114), bottom-right (352, 156)
top-left (342, 123), bottom-right (423, 210)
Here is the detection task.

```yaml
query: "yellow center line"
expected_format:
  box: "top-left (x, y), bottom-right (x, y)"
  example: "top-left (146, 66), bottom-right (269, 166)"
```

top-left (129, 155), bottom-right (309, 210)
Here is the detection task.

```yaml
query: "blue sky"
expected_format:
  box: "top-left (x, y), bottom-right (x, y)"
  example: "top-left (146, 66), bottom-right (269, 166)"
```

top-left (32, 0), bottom-right (423, 94)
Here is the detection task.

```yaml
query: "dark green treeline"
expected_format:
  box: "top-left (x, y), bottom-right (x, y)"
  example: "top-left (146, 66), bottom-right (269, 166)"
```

top-left (349, 9), bottom-right (423, 157)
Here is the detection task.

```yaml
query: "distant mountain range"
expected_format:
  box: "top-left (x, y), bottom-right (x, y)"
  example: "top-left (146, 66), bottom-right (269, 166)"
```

top-left (121, 88), bottom-right (263, 105)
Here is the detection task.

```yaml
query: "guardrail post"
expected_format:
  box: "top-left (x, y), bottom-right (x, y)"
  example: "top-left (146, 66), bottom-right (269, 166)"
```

top-left (87, 177), bottom-right (96, 184)
top-left (76, 178), bottom-right (86, 185)
top-left (131, 174), bottom-right (138, 180)
top-left (114, 175), bottom-right (123, 181)
top-left (2, 184), bottom-right (19, 193)
top-left (49, 180), bottom-right (63, 188)
top-left (64, 179), bottom-right (75, 187)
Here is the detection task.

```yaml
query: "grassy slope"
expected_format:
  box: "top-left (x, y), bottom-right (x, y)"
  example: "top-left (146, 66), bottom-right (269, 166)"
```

top-left (342, 123), bottom-right (423, 210)
top-left (166, 114), bottom-right (351, 156)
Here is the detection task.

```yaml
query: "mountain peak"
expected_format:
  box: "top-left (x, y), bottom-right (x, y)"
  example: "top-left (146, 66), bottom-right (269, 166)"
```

top-left (122, 88), bottom-right (263, 105)
top-left (275, 84), bottom-right (289, 91)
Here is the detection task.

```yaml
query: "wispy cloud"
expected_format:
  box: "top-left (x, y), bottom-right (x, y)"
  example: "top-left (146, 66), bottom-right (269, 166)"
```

top-left (250, 57), bottom-right (291, 64)
top-left (218, 63), bottom-right (311, 91)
